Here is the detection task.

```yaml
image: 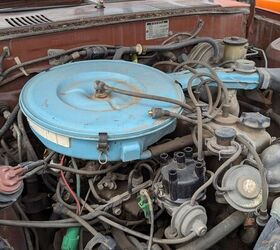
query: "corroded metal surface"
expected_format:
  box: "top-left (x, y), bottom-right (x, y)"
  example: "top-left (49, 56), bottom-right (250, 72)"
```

top-left (0, 207), bottom-right (27, 250)
top-left (249, 13), bottom-right (280, 49)
top-left (0, 13), bottom-right (248, 68)
top-left (0, 0), bottom-right (248, 95)
top-left (267, 37), bottom-right (280, 67)
top-left (0, 0), bottom-right (82, 8)
top-left (0, 0), bottom-right (248, 39)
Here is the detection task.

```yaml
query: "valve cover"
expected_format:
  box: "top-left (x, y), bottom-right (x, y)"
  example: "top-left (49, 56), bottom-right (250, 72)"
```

top-left (19, 60), bottom-right (184, 162)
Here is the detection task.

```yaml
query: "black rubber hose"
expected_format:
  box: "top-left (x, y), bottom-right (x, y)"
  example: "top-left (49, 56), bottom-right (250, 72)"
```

top-left (128, 162), bottom-right (154, 193)
top-left (148, 135), bottom-right (193, 156)
top-left (13, 202), bottom-right (40, 250)
top-left (0, 45), bottom-right (116, 80)
top-left (177, 211), bottom-right (246, 250)
top-left (48, 162), bottom-right (123, 176)
top-left (258, 68), bottom-right (280, 92)
top-left (0, 219), bottom-right (96, 228)
top-left (111, 228), bottom-right (136, 250)
top-left (0, 210), bottom-right (144, 228)
top-left (24, 151), bottom-right (56, 171)
top-left (0, 104), bottom-right (19, 139)
top-left (17, 110), bottom-right (38, 160)
top-left (101, 82), bottom-right (193, 110)
top-left (60, 206), bottom-right (98, 236)
top-left (113, 37), bottom-right (219, 60)
top-left (0, 48), bottom-right (8, 75)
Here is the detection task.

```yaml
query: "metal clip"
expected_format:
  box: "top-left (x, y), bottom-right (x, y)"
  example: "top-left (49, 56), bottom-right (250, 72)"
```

top-left (97, 133), bottom-right (109, 164)
top-left (97, 133), bottom-right (109, 152)
top-left (14, 57), bottom-right (29, 76)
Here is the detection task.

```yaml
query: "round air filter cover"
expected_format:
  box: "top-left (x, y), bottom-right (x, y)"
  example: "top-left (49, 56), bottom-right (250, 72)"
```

top-left (20, 60), bottom-right (184, 162)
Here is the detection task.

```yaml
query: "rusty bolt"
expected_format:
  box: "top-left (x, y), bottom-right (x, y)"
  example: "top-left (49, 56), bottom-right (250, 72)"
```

top-left (112, 207), bottom-right (122, 216)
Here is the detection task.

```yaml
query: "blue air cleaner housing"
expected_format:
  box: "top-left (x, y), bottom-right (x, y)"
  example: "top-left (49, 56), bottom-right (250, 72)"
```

top-left (19, 60), bottom-right (184, 162)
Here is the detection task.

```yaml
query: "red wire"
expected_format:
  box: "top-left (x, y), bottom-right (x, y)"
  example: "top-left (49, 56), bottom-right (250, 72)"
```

top-left (59, 157), bottom-right (81, 214)
top-left (60, 155), bottom-right (65, 165)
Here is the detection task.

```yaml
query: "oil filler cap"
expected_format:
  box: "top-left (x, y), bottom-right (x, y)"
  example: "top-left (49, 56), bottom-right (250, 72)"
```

top-left (240, 112), bottom-right (270, 129)
top-left (19, 60), bottom-right (184, 162)
top-left (223, 36), bottom-right (248, 46)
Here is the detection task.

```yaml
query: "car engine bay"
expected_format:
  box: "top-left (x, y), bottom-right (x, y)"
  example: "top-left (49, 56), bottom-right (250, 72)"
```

top-left (0, 1), bottom-right (280, 249)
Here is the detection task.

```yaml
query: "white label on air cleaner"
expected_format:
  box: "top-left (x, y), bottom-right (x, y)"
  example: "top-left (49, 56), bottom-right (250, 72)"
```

top-left (145, 20), bottom-right (169, 40)
top-left (28, 120), bottom-right (70, 148)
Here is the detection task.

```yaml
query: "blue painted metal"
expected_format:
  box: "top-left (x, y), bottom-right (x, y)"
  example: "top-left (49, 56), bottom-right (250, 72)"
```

top-left (169, 68), bottom-right (260, 90)
top-left (19, 60), bottom-right (184, 162)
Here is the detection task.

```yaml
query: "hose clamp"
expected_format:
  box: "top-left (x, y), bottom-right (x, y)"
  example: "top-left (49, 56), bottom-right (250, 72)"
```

top-left (135, 44), bottom-right (143, 55)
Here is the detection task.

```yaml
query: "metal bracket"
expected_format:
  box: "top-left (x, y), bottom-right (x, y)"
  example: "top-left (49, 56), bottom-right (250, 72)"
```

top-left (97, 132), bottom-right (109, 153)
top-left (97, 132), bottom-right (109, 164)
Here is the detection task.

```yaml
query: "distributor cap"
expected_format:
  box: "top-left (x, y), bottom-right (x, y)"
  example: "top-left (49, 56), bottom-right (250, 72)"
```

top-left (160, 151), bottom-right (205, 204)
top-left (0, 166), bottom-right (24, 193)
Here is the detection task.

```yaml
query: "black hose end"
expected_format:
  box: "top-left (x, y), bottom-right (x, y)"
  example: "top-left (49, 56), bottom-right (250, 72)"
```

top-left (195, 161), bottom-right (205, 177)
top-left (169, 169), bottom-right (178, 201)
top-left (0, 103), bottom-right (9, 115)
top-left (184, 147), bottom-right (193, 158)
top-left (174, 151), bottom-right (186, 164)
top-left (160, 153), bottom-right (170, 164)
top-left (148, 108), bottom-right (168, 119)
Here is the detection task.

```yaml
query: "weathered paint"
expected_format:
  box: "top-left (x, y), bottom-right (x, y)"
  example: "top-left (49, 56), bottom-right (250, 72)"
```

top-left (249, 10), bottom-right (280, 49)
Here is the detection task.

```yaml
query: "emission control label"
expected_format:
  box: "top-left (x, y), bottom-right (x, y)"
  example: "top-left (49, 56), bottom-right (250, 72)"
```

top-left (145, 20), bottom-right (169, 40)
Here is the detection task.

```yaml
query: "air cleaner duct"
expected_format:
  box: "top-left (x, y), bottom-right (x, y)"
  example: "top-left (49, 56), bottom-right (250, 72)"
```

top-left (19, 60), bottom-right (184, 162)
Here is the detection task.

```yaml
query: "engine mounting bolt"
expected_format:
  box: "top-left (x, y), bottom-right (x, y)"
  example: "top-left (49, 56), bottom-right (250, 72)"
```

top-left (112, 207), bottom-right (122, 216)
top-left (97, 184), bottom-right (104, 190)
top-left (164, 226), bottom-right (178, 239)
